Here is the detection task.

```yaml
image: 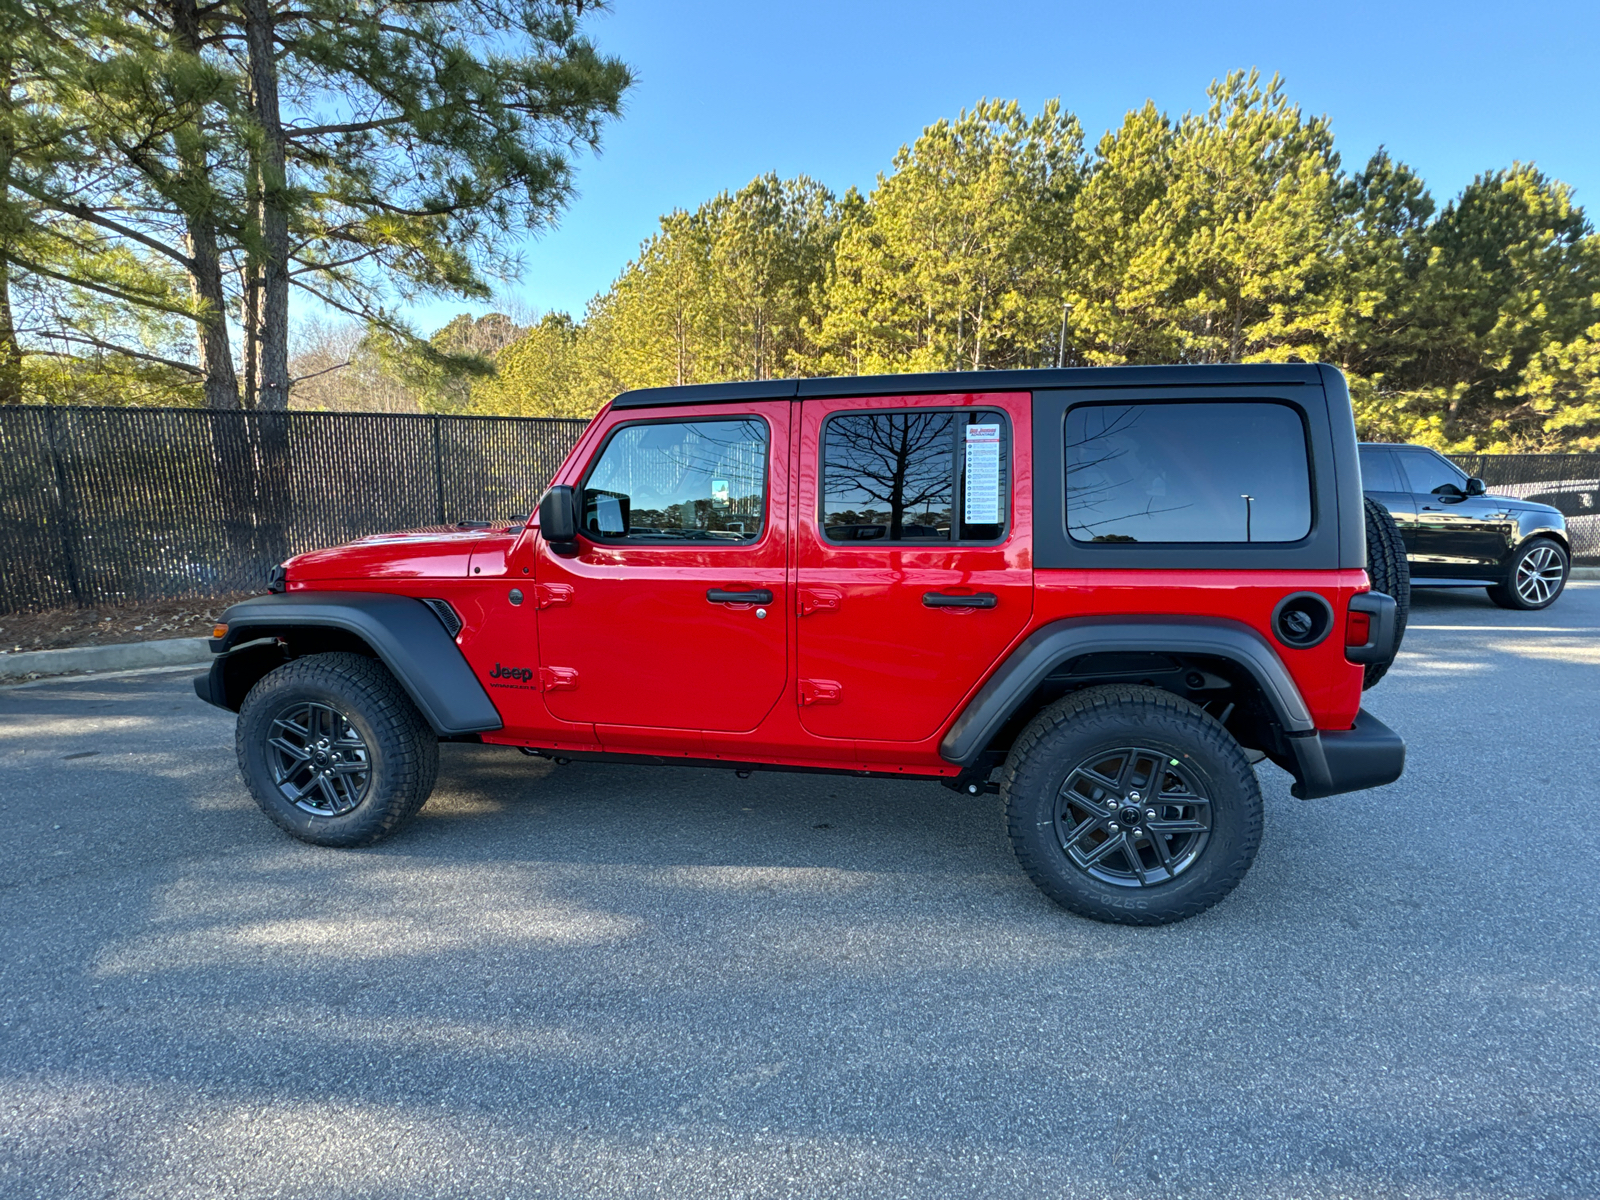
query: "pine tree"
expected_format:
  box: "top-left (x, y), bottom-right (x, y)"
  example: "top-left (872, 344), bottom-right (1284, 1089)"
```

top-left (816, 99), bottom-right (1083, 374)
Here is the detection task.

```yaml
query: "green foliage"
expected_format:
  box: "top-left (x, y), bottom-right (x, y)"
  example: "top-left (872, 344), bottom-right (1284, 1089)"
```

top-left (25, 58), bottom-right (1583, 448)
top-left (1522, 319), bottom-right (1600, 449)
top-left (1070, 71), bottom-right (1343, 365)
top-left (816, 99), bottom-right (1083, 374)
top-left (21, 352), bottom-right (202, 407)
top-left (1, 0), bottom-right (632, 408)
top-left (469, 312), bottom-right (586, 416)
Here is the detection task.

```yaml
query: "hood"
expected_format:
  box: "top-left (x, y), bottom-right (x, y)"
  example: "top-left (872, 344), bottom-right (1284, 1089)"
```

top-left (285, 520), bottom-right (525, 584)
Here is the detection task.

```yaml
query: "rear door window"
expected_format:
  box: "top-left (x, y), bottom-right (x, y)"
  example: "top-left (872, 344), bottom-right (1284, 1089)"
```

top-left (1358, 446), bottom-right (1405, 493)
top-left (821, 409), bottom-right (1009, 543)
top-left (582, 418), bottom-right (768, 543)
top-left (1065, 401), bottom-right (1312, 543)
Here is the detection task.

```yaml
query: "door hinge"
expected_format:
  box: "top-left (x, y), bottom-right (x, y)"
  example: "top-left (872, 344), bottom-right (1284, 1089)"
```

top-left (799, 678), bottom-right (842, 706)
top-left (798, 588), bottom-right (841, 617)
top-left (535, 583), bottom-right (574, 609)
top-left (540, 666), bottom-right (579, 692)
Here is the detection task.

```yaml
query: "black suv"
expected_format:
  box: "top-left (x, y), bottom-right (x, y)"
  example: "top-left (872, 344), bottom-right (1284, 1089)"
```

top-left (1359, 443), bottom-right (1571, 609)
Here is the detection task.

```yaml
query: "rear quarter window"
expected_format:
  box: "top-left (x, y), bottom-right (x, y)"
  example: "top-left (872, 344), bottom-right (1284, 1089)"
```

top-left (1065, 401), bottom-right (1312, 543)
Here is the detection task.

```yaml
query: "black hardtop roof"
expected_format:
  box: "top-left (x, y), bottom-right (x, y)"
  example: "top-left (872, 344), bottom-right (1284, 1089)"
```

top-left (610, 362), bottom-right (1331, 409)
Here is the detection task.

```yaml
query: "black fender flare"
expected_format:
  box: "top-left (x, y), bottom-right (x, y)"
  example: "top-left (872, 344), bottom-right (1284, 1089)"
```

top-left (939, 616), bottom-right (1315, 766)
top-left (202, 591), bottom-right (502, 736)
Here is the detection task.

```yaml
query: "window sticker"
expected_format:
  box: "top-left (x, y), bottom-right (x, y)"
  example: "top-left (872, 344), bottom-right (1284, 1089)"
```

top-left (711, 479), bottom-right (730, 507)
top-left (964, 424), bottom-right (1001, 525)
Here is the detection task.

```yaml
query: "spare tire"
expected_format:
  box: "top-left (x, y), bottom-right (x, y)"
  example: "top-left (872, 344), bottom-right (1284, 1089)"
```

top-left (1361, 496), bottom-right (1410, 689)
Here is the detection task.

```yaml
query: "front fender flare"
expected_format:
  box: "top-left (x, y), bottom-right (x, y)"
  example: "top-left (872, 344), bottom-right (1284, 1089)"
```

top-left (207, 591), bottom-right (502, 736)
top-left (939, 616), bottom-right (1315, 767)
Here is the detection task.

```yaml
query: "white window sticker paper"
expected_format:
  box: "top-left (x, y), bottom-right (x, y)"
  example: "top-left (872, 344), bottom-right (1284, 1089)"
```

top-left (964, 424), bottom-right (1001, 524)
top-left (710, 479), bottom-right (730, 507)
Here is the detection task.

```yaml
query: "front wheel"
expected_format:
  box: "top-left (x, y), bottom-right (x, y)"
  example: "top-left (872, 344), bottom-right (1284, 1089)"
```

top-left (1003, 686), bottom-right (1263, 926)
top-left (236, 652), bottom-right (439, 847)
top-left (1488, 538), bottom-right (1569, 610)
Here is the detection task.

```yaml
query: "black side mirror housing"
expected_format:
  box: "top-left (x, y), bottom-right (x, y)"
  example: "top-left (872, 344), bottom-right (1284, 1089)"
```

top-left (1466, 476), bottom-right (1487, 496)
top-left (538, 485), bottom-right (579, 552)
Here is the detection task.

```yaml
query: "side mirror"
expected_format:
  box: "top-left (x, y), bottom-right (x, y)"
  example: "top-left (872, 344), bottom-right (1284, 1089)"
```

top-left (538, 485), bottom-right (578, 550)
top-left (1466, 476), bottom-right (1487, 496)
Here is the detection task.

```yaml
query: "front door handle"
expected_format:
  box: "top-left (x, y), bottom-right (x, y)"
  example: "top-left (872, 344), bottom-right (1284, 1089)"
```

top-left (922, 592), bottom-right (998, 609)
top-left (707, 588), bottom-right (774, 605)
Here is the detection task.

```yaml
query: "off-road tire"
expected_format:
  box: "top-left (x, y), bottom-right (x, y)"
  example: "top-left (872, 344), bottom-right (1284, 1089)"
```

top-left (237, 652), bottom-right (438, 847)
top-left (1487, 537), bottom-right (1569, 610)
top-left (1003, 685), bottom-right (1262, 926)
top-left (1362, 496), bottom-right (1410, 689)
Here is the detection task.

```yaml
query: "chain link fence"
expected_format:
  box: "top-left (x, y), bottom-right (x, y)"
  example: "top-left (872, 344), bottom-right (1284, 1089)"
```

top-left (2, 407), bottom-right (1595, 614)
top-left (0, 406), bottom-right (588, 613)
top-left (1453, 453), bottom-right (1600, 564)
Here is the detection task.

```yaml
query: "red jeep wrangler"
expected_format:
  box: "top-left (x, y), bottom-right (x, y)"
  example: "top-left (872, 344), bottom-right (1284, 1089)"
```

top-left (197, 364), bottom-right (1406, 925)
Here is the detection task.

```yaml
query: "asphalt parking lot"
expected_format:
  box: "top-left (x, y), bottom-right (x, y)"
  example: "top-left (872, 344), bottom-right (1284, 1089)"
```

top-left (2, 586), bottom-right (1597, 1199)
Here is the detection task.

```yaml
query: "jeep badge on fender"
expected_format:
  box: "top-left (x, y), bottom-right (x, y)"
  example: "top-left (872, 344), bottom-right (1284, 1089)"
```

top-left (195, 363), bottom-right (1405, 926)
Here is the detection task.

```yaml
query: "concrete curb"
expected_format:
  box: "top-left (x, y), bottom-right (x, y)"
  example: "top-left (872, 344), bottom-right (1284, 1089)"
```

top-left (1571, 567), bottom-right (1600, 581)
top-left (0, 636), bottom-right (210, 682)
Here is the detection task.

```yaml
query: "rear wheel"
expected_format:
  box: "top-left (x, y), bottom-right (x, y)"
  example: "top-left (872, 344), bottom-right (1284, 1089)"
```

top-left (1362, 496), bottom-right (1410, 689)
top-left (1003, 686), bottom-right (1263, 926)
top-left (1488, 538), bottom-right (1568, 610)
top-left (237, 652), bottom-right (438, 847)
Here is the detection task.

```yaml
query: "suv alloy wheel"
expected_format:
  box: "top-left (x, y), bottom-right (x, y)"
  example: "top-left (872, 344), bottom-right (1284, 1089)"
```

top-left (1003, 685), bottom-right (1263, 925)
top-left (237, 652), bottom-right (439, 846)
top-left (1488, 538), bottom-right (1569, 610)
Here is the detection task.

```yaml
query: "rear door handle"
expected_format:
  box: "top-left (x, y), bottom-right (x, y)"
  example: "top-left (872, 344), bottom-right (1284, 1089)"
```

top-left (922, 592), bottom-right (998, 609)
top-left (707, 588), bottom-right (774, 605)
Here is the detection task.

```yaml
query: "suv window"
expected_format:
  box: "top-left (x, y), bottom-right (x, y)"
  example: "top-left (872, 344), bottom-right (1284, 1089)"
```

top-left (1358, 446), bottom-right (1404, 493)
top-left (582, 418), bottom-right (768, 543)
top-left (822, 409), bottom-right (1009, 543)
top-left (1065, 401), bottom-right (1311, 543)
top-left (1395, 448), bottom-right (1467, 495)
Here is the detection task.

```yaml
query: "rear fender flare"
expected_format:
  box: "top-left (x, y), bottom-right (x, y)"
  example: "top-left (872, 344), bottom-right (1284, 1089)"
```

top-left (939, 616), bottom-right (1315, 766)
top-left (206, 591), bottom-right (502, 736)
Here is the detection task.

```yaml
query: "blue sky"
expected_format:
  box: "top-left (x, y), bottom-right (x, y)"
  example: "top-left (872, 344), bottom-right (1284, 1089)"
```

top-left (401, 0), bottom-right (1600, 333)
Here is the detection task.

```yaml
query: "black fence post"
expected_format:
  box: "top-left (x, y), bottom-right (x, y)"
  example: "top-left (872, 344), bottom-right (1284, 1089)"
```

top-left (42, 406), bottom-right (86, 606)
top-left (432, 415), bottom-right (446, 525)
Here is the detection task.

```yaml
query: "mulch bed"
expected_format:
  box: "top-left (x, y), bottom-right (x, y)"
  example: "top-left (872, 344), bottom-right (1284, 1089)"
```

top-left (0, 593), bottom-right (258, 655)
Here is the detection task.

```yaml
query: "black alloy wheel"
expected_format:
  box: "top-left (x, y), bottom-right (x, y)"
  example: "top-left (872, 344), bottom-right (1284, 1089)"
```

top-left (266, 701), bottom-right (372, 816)
top-left (1055, 746), bottom-right (1211, 887)
top-left (1005, 685), bottom-right (1262, 925)
top-left (237, 651), bottom-right (438, 847)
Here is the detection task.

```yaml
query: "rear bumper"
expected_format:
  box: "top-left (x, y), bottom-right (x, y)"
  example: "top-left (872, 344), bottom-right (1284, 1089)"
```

top-left (1287, 709), bottom-right (1406, 799)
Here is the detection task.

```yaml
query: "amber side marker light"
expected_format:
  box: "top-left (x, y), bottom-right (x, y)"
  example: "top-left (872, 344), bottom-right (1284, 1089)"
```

top-left (212, 623), bottom-right (229, 640)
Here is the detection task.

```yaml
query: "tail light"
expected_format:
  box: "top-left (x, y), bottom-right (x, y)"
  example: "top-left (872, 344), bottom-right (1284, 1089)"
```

top-left (1345, 592), bottom-right (1397, 664)
top-left (1345, 609), bottom-right (1371, 648)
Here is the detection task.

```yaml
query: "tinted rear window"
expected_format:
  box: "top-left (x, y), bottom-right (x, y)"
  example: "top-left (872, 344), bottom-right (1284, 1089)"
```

top-left (1065, 402), bottom-right (1312, 543)
top-left (1358, 446), bottom-right (1404, 493)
